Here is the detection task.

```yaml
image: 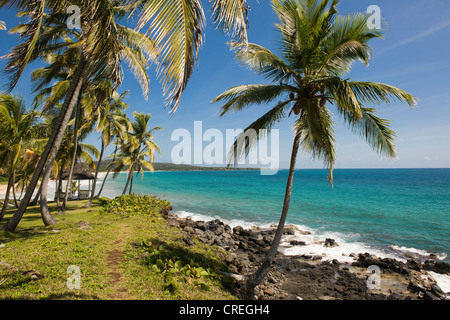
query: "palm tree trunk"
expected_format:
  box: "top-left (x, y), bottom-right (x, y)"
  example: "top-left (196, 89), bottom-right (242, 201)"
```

top-left (3, 56), bottom-right (87, 232)
top-left (0, 172), bottom-right (14, 224)
top-left (84, 139), bottom-right (104, 208)
top-left (129, 170), bottom-right (134, 194)
top-left (122, 167), bottom-right (133, 195)
top-left (29, 182), bottom-right (41, 206)
top-left (61, 95), bottom-right (83, 214)
top-left (18, 182), bottom-right (26, 202)
top-left (245, 129), bottom-right (302, 297)
top-left (96, 146), bottom-right (117, 198)
top-left (56, 164), bottom-right (63, 208)
top-left (39, 162), bottom-right (58, 227)
top-left (11, 171), bottom-right (18, 207)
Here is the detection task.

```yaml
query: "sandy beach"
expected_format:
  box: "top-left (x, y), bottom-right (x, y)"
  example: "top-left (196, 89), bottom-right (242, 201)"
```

top-left (0, 184), bottom-right (6, 197)
top-left (0, 173), bottom-right (109, 200)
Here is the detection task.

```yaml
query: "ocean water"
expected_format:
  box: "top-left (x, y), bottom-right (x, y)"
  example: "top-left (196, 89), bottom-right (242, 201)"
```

top-left (101, 169), bottom-right (450, 263)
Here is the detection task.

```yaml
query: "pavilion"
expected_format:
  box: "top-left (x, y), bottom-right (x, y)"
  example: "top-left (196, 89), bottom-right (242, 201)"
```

top-left (57, 163), bottom-right (95, 200)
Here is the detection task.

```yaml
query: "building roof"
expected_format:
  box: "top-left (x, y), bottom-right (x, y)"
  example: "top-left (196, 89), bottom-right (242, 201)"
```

top-left (61, 163), bottom-right (95, 180)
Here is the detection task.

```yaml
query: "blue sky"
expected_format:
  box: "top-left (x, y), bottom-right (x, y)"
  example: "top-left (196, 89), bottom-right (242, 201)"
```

top-left (0, 0), bottom-right (449, 169)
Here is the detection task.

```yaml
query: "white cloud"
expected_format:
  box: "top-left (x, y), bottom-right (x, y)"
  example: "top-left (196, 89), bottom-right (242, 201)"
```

top-left (378, 20), bottom-right (450, 54)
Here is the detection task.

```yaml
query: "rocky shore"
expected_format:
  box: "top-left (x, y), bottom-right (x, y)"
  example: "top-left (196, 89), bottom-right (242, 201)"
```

top-left (162, 211), bottom-right (450, 300)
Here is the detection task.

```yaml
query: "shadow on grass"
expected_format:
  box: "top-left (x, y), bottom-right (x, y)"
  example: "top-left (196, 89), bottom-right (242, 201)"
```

top-left (0, 198), bottom-right (108, 243)
top-left (137, 238), bottom-right (237, 293)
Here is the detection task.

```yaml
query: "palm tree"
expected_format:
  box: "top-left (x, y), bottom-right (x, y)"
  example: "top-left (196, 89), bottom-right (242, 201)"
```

top-left (213, 0), bottom-right (418, 295)
top-left (32, 105), bottom-right (98, 224)
top-left (2, 0), bottom-right (253, 231)
top-left (129, 0), bottom-right (251, 113)
top-left (109, 112), bottom-right (161, 195)
top-left (1, 0), bottom-right (157, 231)
top-left (84, 89), bottom-right (131, 207)
top-left (0, 94), bottom-right (41, 223)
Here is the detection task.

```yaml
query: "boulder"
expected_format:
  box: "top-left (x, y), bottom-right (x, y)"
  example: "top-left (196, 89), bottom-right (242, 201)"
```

top-left (195, 221), bottom-right (207, 231)
top-left (430, 284), bottom-right (446, 299)
top-left (290, 240), bottom-right (307, 246)
top-left (423, 260), bottom-right (450, 275)
top-left (423, 291), bottom-right (441, 300)
top-left (183, 226), bottom-right (195, 234)
top-left (183, 233), bottom-right (195, 246)
top-left (77, 220), bottom-right (92, 230)
top-left (324, 238), bottom-right (338, 247)
top-left (166, 219), bottom-right (180, 228)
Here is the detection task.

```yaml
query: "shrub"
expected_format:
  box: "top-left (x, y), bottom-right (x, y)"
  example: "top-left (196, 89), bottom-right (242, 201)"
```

top-left (140, 240), bottom-right (234, 292)
top-left (103, 194), bottom-right (171, 216)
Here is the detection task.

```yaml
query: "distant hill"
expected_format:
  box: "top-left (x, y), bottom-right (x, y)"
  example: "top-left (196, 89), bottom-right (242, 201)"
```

top-left (97, 159), bottom-right (258, 172)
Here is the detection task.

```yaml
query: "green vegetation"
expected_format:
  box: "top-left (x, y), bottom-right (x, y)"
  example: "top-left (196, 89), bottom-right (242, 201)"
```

top-left (0, 0), bottom-right (251, 232)
top-left (96, 160), bottom-right (259, 173)
top-left (213, 0), bottom-right (418, 291)
top-left (0, 195), bottom-right (236, 300)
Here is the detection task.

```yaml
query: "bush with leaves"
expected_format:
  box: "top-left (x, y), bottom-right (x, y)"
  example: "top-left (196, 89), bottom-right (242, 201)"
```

top-left (140, 240), bottom-right (235, 292)
top-left (102, 194), bottom-right (171, 217)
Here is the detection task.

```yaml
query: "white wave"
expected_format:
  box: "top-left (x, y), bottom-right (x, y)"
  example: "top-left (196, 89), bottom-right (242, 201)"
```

top-left (175, 210), bottom-right (267, 230)
top-left (174, 210), bottom-right (405, 263)
top-left (280, 227), bottom-right (402, 263)
top-left (389, 245), bottom-right (448, 261)
top-left (427, 271), bottom-right (450, 294)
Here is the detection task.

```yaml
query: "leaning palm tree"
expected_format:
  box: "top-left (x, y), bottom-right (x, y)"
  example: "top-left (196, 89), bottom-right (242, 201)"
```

top-left (213, 0), bottom-right (418, 295)
top-left (1, 0), bottom-right (252, 231)
top-left (1, 0), bottom-right (157, 231)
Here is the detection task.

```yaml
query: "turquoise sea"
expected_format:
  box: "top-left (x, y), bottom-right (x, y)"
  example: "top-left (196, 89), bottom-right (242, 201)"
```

top-left (102, 169), bottom-right (450, 262)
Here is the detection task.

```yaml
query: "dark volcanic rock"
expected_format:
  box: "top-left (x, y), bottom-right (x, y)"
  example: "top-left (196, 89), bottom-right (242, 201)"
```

top-left (160, 211), bottom-right (449, 301)
top-left (353, 253), bottom-right (409, 275)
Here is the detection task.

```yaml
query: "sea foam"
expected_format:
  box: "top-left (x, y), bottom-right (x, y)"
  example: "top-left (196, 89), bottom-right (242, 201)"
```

top-left (174, 210), bottom-right (416, 264)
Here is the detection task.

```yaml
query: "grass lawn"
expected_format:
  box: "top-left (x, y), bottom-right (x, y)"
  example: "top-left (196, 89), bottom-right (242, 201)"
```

top-left (0, 196), bottom-right (237, 300)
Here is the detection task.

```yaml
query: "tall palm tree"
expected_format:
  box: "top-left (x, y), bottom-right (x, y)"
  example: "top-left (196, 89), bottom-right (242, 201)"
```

top-left (1, 0), bottom-right (252, 231)
top-left (84, 89), bottom-right (131, 208)
top-left (109, 112), bottom-right (161, 195)
top-left (32, 105), bottom-right (98, 224)
top-left (213, 0), bottom-right (418, 294)
top-left (32, 50), bottom-right (88, 216)
top-left (0, 94), bottom-right (41, 223)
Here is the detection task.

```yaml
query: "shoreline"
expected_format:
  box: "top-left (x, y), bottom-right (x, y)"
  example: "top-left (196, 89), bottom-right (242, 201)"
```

top-left (162, 210), bottom-right (450, 300)
top-left (3, 174), bottom-right (448, 265)
top-left (2, 173), bottom-right (448, 266)
top-left (174, 209), bottom-right (449, 264)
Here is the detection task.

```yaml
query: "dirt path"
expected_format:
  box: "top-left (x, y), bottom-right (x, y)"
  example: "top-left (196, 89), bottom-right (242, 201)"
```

top-left (105, 222), bottom-right (132, 299)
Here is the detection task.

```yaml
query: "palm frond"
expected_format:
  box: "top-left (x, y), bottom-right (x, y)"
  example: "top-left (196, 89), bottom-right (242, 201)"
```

top-left (227, 100), bottom-right (290, 166)
top-left (139, 159), bottom-right (154, 173)
top-left (348, 81), bottom-right (418, 108)
top-left (230, 42), bottom-right (297, 83)
top-left (117, 24), bottom-right (157, 99)
top-left (213, 84), bottom-right (292, 116)
top-left (342, 107), bottom-right (397, 158)
top-left (320, 13), bottom-right (382, 75)
top-left (211, 0), bottom-right (249, 42)
top-left (2, 0), bottom-right (45, 92)
top-left (135, 0), bottom-right (206, 113)
top-left (295, 102), bottom-right (336, 184)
